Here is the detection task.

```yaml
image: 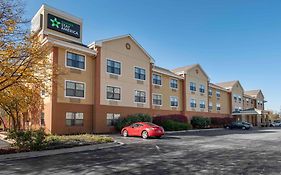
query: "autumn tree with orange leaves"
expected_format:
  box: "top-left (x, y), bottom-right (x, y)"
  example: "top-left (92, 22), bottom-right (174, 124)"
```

top-left (0, 0), bottom-right (60, 131)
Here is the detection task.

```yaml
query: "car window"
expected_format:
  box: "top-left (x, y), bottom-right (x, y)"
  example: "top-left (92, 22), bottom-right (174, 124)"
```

top-left (131, 123), bottom-right (138, 127)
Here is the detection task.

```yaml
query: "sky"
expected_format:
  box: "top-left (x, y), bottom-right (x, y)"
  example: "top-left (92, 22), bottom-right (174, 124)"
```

top-left (24, 0), bottom-right (281, 112)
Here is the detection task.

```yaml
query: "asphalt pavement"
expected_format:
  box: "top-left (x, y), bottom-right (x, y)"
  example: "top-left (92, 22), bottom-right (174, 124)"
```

top-left (1, 128), bottom-right (281, 174)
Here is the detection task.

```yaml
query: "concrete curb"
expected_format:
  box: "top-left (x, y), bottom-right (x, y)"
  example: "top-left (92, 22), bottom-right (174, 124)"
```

top-left (165, 128), bottom-right (224, 134)
top-left (0, 141), bottom-right (124, 162)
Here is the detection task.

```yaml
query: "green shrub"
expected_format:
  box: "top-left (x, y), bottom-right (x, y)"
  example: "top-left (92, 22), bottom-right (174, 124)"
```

top-left (191, 116), bottom-right (211, 129)
top-left (115, 113), bottom-right (152, 131)
top-left (161, 120), bottom-right (192, 131)
top-left (7, 128), bottom-right (46, 151)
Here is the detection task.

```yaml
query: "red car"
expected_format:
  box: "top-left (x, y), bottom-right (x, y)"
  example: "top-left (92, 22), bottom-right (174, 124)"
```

top-left (121, 122), bottom-right (165, 139)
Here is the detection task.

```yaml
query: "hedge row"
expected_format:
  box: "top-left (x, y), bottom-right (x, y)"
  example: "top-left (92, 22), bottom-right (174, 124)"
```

top-left (115, 113), bottom-right (235, 131)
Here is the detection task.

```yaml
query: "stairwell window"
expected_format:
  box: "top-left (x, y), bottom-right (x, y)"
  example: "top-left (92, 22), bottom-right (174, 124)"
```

top-left (208, 88), bottom-right (212, 96)
top-left (209, 102), bottom-right (213, 110)
top-left (106, 86), bottom-right (121, 100)
top-left (170, 79), bottom-right (178, 89)
top-left (66, 112), bottom-right (84, 126)
top-left (170, 96), bottom-right (179, 107)
top-left (135, 67), bottom-right (146, 80)
top-left (199, 85), bottom-right (205, 93)
top-left (65, 81), bottom-right (85, 98)
top-left (190, 82), bottom-right (196, 91)
top-left (153, 74), bottom-right (162, 85)
top-left (66, 51), bottom-right (85, 70)
top-left (135, 90), bottom-right (146, 103)
top-left (216, 90), bottom-right (221, 98)
top-left (107, 59), bottom-right (121, 75)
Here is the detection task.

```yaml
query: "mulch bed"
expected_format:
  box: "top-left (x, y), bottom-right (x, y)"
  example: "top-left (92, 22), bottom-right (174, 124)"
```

top-left (0, 142), bottom-right (103, 155)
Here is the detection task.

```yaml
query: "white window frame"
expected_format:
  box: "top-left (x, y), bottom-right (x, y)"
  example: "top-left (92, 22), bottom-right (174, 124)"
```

top-left (152, 73), bottom-right (162, 86)
top-left (64, 80), bottom-right (86, 99)
top-left (106, 85), bottom-right (121, 101)
top-left (65, 50), bottom-right (86, 71)
top-left (190, 98), bottom-right (196, 108)
top-left (152, 93), bottom-right (163, 106)
top-left (170, 96), bottom-right (179, 108)
top-left (134, 90), bottom-right (146, 104)
top-left (134, 66), bottom-right (146, 81)
top-left (106, 58), bottom-right (122, 76)
top-left (170, 79), bottom-right (178, 90)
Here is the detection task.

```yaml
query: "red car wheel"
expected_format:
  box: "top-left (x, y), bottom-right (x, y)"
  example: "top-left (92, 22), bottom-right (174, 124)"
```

top-left (141, 130), bottom-right (148, 139)
top-left (122, 130), bottom-right (128, 137)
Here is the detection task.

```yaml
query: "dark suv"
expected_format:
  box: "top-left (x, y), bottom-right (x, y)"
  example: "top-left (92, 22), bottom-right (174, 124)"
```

top-left (224, 121), bottom-right (253, 130)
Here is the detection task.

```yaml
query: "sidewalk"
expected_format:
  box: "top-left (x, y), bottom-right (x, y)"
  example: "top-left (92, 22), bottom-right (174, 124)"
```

top-left (0, 141), bottom-right (123, 162)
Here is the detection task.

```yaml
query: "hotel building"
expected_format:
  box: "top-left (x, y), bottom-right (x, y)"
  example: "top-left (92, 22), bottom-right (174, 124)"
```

top-left (30, 5), bottom-right (268, 134)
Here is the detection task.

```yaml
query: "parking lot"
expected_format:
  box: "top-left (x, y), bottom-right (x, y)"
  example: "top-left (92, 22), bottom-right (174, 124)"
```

top-left (1, 128), bottom-right (281, 174)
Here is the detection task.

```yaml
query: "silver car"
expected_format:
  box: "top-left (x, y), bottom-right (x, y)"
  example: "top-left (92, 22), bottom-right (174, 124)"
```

top-left (270, 120), bottom-right (281, 127)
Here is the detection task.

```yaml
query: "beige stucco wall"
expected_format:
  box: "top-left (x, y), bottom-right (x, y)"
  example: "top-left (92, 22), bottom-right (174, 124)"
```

top-left (243, 96), bottom-right (255, 110)
top-left (152, 71), bottom-right (183, 111)
top-left (231, 82), bottom-right (244, 112)
top-left (56, 47), bottom-right (95, 105)
top-left (209, 87), bottom-right (231, 114)
top-left (186, 66), bottom-right (208, 112)
top-left (256, 91), bottom-right (264, 110)
top-left (99, 37), bottom-right (151, 108)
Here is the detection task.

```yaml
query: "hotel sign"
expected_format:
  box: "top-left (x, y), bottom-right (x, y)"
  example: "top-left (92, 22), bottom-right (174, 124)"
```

top-left (47, 14), bottom-right (80, 38)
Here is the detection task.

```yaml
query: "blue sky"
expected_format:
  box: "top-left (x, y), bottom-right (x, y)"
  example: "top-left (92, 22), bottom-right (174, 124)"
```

top-left (24, 0), bottom-right (281, 112)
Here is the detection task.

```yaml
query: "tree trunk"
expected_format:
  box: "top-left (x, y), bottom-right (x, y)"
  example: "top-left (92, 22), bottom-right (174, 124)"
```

top-left (0, 116), bottom-right (6, 130)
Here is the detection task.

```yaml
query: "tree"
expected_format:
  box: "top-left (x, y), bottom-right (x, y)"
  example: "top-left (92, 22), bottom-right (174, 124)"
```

top-left (0, 0), bottom-right (63, 131)
top-left (0, 0), bottom-right (59, 93)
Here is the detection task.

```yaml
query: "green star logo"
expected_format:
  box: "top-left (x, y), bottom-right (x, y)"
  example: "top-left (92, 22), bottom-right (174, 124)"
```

top-left (50, 18), bottom-right (61, 28)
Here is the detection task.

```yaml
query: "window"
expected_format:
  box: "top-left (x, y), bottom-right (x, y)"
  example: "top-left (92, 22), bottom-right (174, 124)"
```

top-left (233, 95), bottom-right (237, 101)
top-left (190, 99), bottom-right (196, 108)
top-left (216, 90), bottom-right (220, 98)
top-left (66, 112), bottom-right (84, 126)
top-left (199, 85), bottom-right (205, 93)
top-left (153, 94), bottom-right (162, 106)
top-left (238, 96), bottom-right (242, 102)
top-left (135, 67), bottom-right (146, 80)
top-left (107, 59), bottom-right (121, 75)
top-left (170, 96), bottom-right (178, 107)
top-left (106, 86), bottom-right (121, 100)
top-left (209, 102), bottom-right (213, 110)
top-left (200, 100), bottom-right (205, 109)
top-left (135, 90), bottom-right (146, 103)
top-left (153, 74), bottom-right (162, 85)
top-left (106, 113), bottom-right (120, 126)
top-left (41, 112), bottom-right (45, 126)
top-left (208, 88), bottom-right (212, 96)
top-left (66, 51), bottom-right (85, 70)
top-left (170, 79), bottom-right (178, 89)
top-left (246, 98), bottom-right (249, 103)
top-left (66, 81), bottom-right (85, 98)
top-left (238, 107), bottom-right (242, 111)
top-left (234, 107), bottom-right (239, 112)
top-left (190, 82), bottom-right (196, 91)
top-left (216, 104), bottom-right (221, 111)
